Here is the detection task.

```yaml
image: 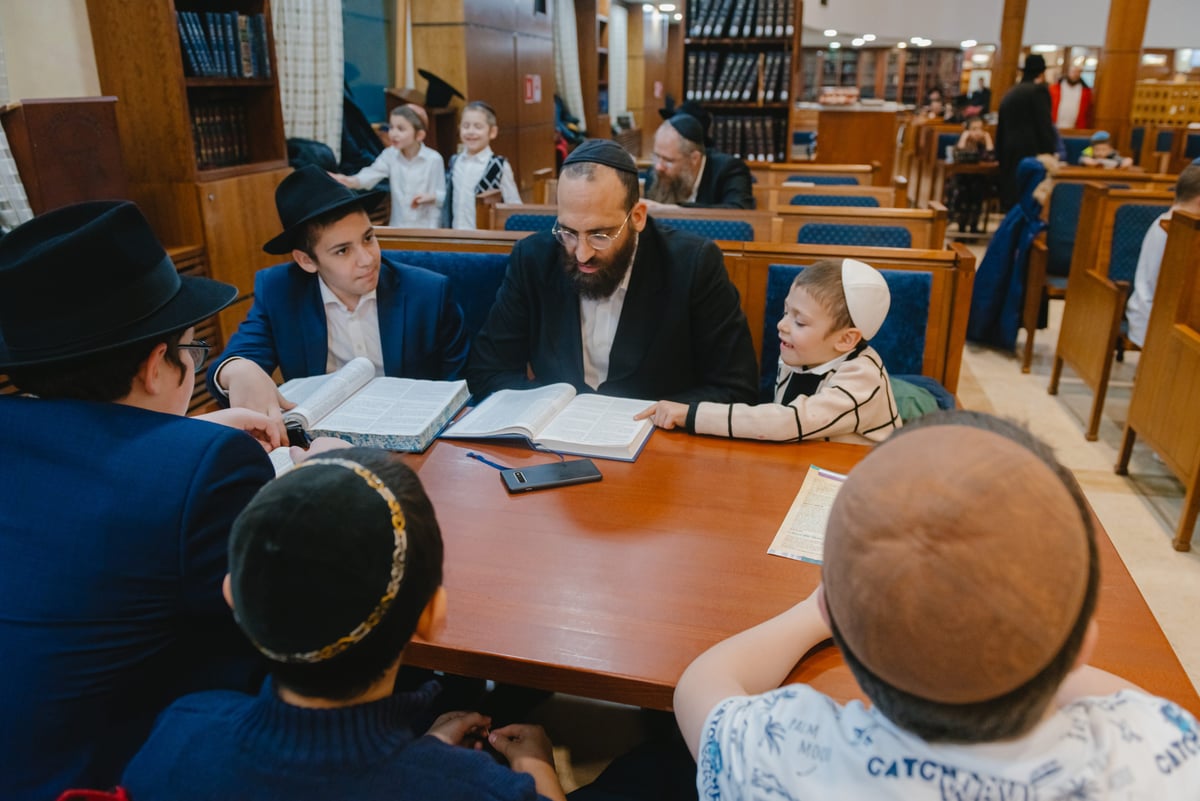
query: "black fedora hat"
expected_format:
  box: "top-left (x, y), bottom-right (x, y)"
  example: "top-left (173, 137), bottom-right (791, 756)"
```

top-left (0, 201), bottom-right (237, 368)
top-left (263, 165), bottom-right (387, 255)
top-left (417, 69), bottom-right (465, 109)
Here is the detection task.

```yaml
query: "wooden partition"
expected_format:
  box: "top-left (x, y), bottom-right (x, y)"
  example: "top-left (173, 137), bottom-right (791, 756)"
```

top-left (722, 242), bottom-right (975, 394)
top-left (1020, 168), bottom-right (1178, 372)
top-left (748, 162), bottom-right (878, 187)
top-left (761, 183), bottom-right (906, 210)
top-left (912, 121), bottom-right (996, 207)
top-left (1116, 211), bottom-right (1200, 551)
top-left (775, 203), bottom-right (948, 249)
top-left (1048, 184), bottom-right (1176, 440)
top-left (377, 231), bottom-right (974, 395)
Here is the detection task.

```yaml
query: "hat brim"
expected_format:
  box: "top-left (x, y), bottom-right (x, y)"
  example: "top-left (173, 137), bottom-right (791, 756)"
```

top-left (0, 274), bottom-right (237, 369)
top-left (262, 189), bottom-right (388, 255)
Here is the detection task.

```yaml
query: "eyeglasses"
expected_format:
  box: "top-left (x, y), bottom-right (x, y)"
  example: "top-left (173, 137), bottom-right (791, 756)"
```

top-left (552, 210), bottom-right (633, 252)
top-left (178, 340), bottom-right (210, 374)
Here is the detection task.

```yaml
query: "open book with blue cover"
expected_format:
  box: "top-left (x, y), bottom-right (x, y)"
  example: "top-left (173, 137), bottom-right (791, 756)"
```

top-left (441, 383), bottom-right (654, 462)
top-left (279, 357), bottom-right (469, 452)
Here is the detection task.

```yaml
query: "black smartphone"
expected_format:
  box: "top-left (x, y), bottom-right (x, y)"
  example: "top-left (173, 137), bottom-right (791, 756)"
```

top-left (500, 459), bottom-right (602, 493)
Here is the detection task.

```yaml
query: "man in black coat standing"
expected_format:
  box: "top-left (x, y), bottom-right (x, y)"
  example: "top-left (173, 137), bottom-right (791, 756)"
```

top-left (996, 54), bottom-right (1058, 210)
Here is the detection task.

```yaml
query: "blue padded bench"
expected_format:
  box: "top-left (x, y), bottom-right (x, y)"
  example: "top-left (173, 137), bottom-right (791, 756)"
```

top-left (657, 217), bottom-right (754, 241)
top-left (1130, 126), bottom-right (1145, 165)
top-left (1109, 204), bottom-right (1170, 284)
top-left (759, 264), bottom-right (953, 412)
top-left (503, 214), bottom-right (556, 233)
top-left (1045, 183), bottom-right (1086, 278)
top-left (788, 194), bottom-right (880, 208)
top-left (385, 250), bottom-right (510, 337)
top-left (796, 223), bottom-right (912, 248)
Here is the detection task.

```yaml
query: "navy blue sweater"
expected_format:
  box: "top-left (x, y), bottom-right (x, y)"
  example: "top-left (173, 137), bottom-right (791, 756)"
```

top-left (122, 679), bottom-right (546, 800)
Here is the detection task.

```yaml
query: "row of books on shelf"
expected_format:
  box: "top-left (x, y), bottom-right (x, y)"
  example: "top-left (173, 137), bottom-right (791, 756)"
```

top-left (713, 114), bottom-right (787, 163)
top-left (687, 0), bottom-right (794, 39)
top-left (686, 51), bottom-right (790, 103)
top-left (176, 11), bottom-right (272, 79)
top-left (191, 103), bottom-right (252, 170)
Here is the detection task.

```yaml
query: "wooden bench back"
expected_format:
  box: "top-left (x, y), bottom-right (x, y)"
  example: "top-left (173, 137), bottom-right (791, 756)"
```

top-left (760, 183), bottom-right (905, 210)
top-left (378, 232), bottom-right (974, 395)
top-left (748, 162), bottom-right (878, 187)
top-left (1121, 210), bottom-right (1200, 549)
top-left (775, 203), bottom-right (948, 249)
top-left (484, 203), bottom-right (783, 243)
top-left (1051, 183), bottom-right (1176, 439)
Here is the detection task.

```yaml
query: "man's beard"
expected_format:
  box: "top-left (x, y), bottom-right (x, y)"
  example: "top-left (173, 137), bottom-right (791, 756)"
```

top-left (646, 166), bottom-right (697, 205)
top-left (561, 230), bottom-right (638, 300)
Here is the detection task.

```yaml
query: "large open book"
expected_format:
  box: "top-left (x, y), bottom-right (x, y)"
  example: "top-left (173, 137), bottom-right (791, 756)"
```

top-left (279, 357), bottom-right (469, 452)
top-left (441, 383), bottom-right (654, 462)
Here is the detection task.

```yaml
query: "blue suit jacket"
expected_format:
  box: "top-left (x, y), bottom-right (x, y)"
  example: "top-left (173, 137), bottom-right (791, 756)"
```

top-left (206, 252), bottom-right (470, 400)
top-left (0, 396), bottom-right (273, 800)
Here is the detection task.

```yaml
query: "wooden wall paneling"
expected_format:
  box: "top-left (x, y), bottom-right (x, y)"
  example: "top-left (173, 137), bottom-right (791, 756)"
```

top-left (129, 181), bottom-right (206, 249)
top-left (515, 31), bottom-right (554, 130)
top-left (515, 124), bottom-right (556, 192)
top-left (463, 0), bottom-right (517, 30)
top-left (666, 16), bottom-right (684, 109)
top-left (465, 26), bottom-right (518, 129)
top-left (640, 9), bottom-right (670, 156)
top-left (411, 0), bottom-right (464, 24)
top-left (411, 24), bottom-right (470, 106)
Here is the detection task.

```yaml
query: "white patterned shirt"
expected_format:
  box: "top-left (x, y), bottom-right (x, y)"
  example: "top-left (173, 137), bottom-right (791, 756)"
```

top-left (699, 685), bottom-right (1200, 800)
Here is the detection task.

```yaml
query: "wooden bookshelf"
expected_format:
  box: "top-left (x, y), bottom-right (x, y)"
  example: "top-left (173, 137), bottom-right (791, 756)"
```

top-left (805, 47), bottom-right (962, 107)
top-left (85, 0), bottom-right (290, 341)
top-left (577, 0), bottom-right (612, 138)
top-left (683, 0), bottom-right (799, 162)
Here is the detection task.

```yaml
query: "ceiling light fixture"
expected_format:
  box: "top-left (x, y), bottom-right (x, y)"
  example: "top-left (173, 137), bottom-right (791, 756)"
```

top-left (851, 38), bottom-right (865, 47)
top-left (824, 29), bottom-right (837, 37)
top-left (961, 39), bottom-right (977, 48)
top-left (897, 41), bottom-right (907, 49)
top-left (862, 34), bottom-right (876, 42)
top-left (830, 41), bottom-right (842, 49)
top-left (659, 3), bottom-right (676, 10)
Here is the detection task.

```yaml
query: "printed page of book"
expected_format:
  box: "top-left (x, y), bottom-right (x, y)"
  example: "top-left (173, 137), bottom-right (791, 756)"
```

top-left (312, 378), bottom-right (468, 441)
top-left (268, 446), bottom-right (295, 476)
top-left (443, 383), bottom-right (576, 439)
top-left (280, 357), bottom-right (376, 429)
top-left (767, 466), bottom-right (847, 564)
top-left (535, 394), bottom-right (654, 460)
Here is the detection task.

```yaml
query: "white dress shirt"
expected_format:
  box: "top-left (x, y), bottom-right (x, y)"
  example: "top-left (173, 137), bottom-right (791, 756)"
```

top-left (686, 155), bottom-right (707, 203)
top-left (579, 238), bottom-right (637, 389)
top-left (446, 146), bottom-right (522, 229)
top-left (350, 144), bottom-right (444, 229)
top-left (318, 276), bottom-right (385, 375)
top-left (1056, 82), bottom-right (1083, 128)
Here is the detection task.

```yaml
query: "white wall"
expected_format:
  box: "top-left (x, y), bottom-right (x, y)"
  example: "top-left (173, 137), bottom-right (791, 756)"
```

top-left (0, 0), bottom-right (98, 100)
top-left (802, 0), bottom-right (1198, 49)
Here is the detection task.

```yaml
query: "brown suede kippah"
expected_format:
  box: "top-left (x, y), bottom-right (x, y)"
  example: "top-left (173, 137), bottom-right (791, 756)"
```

top-left (562, 139), bottom-right (638, 175)
top-left (822, 425), bottom-right (1091, 704)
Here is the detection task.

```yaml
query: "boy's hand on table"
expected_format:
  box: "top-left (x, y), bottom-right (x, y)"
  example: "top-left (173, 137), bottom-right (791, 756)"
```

top-left (635, 400), bottom-right (689, 429)
top-left (192, 408), bottom-right (282, 451)
top-left (427, 710), bottom-right (493, 748)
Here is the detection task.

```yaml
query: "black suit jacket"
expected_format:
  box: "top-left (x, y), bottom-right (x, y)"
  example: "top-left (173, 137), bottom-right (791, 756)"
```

top-left (996, 81), bottom-right (1057, 208)
top-left (644, 150), bottom-right (756, 209)
top-left (466, 219), bottom-right (759, 404)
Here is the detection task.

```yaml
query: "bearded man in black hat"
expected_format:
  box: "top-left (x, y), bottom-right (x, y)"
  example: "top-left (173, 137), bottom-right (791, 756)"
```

top-left (996, 54), bottom-right (1059, 209)
top-left (207, 165), bottom-right (470, 444)
top-left (642, 113), bottom-right (755, 210)
top-left (0, 201), bottom-right (294, 799)
top-left (466, 139), bottom-right (758, 403)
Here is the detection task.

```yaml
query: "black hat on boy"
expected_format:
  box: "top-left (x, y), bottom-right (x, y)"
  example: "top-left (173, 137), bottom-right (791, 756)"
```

top-left (0, 200), bottom-right (237, 369)
top-left (263, 165), bottom-right (387, 255)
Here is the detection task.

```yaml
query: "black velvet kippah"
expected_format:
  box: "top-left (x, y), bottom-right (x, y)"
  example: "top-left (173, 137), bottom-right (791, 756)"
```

top-left (667, 113), bottom-right (706, 146)
top-left (562, 138), bottom-right (637, 174)
top-left (229, 459), bottom-right (404, 662)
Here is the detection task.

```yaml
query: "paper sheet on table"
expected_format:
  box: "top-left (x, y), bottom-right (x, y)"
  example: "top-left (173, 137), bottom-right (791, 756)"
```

top-left (767, 466), bottom-right (847, 564)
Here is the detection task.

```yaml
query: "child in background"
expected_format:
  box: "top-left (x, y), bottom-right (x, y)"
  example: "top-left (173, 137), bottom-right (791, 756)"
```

top-left (637, 258), bottom-right (900, 445)
top-left (948, 115), bottom-right (996, 233)
top-left (330, 105), bottom-right (444, 229)
top-left (674, 410), bottom-right (1200, 800)
top-left (1079, 130), bottom-right (1133, 168)
top-left (442, 100), bottom-right (522, 229)
top-left (122, 447), bottom-right (567, 801)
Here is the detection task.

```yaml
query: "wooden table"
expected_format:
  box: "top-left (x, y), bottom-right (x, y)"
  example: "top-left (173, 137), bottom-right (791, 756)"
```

top-left (401, 434), bottom-right (1200, 716)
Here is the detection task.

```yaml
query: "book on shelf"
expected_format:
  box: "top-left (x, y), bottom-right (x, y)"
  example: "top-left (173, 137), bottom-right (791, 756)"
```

top-left (703, 53), bottom-right (720, 101)
top-left (784, 0), bottom-right (795, 35)
top-left (780, 53), bottom-right (791, 101)
top-left (741, 0), bottom-right (756, 37)
top-left (176, 11), bottom-right (271, 79)
top-left (442, 383), bottom-right (655, 462)
top-left (278, 357), bottom-right (469, 452)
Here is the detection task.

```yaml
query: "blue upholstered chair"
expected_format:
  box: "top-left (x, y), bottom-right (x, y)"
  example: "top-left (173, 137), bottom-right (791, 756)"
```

top-left (1045, 182), bottom-right (1086, 279)
top-left (759, 264), bottom-right (952, 413)
top-left (1062, 136), bottom-right (1091, 165)
top-left (384, 250), bottom-right (510, 337)
top-left (783, 175), bottom-right (857, 186)
top-left (1130, 126), bottom-right (1145, 166)
top-left (792, 130), bottom-right (816, 159)
top-left (656, 217), bottom-right (754, 241)
top-left (503, 214), bottom-right (556, 233)
top-left (1049, 200), bottom-right (1170, 439)
top-left (788, 194), bottom-right (880, 208)
top-left (796, 223), bottom-right (912, 248)
top-left (936, 132), bottom-right (959, 160)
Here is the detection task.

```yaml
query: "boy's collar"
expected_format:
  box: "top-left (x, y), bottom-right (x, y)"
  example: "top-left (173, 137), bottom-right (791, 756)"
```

top-left (783, 341), bottom-right (866, 376)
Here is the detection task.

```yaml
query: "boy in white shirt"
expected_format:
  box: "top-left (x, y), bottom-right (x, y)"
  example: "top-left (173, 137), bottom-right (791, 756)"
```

top-left (638, 258), bottom-right (900, 445)
top-left (330, 105), bottom-right (445, 229)
top-left (675, 410), bottom-right (1200, 800)
top-left (441, 101), bottom-right (522, 229)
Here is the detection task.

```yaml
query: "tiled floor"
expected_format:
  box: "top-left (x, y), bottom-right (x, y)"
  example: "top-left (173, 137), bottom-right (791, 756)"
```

top-left (541, 242), bottom-right (1200, 788)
